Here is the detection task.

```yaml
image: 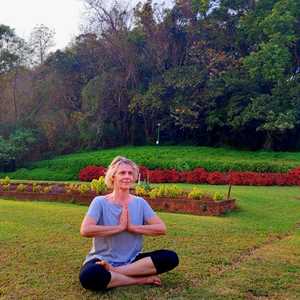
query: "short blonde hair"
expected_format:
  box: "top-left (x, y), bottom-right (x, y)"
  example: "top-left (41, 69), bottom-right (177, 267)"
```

top-left (104, 156), bottom-right (139, 189)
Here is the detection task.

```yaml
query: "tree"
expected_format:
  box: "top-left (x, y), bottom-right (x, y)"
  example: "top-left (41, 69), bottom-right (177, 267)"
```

top-left (29, 24), bottom-right (55, 65)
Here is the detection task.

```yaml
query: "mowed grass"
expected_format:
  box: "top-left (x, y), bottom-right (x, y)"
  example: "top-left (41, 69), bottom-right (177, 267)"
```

top-left (1, 185), bottom-right (300, 299)
top-left (2, 146), bottom-right (300, 181)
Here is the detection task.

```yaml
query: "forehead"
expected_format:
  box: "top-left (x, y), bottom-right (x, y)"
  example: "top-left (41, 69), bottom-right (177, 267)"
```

top-left (116, 163), bottom-right (134, 172)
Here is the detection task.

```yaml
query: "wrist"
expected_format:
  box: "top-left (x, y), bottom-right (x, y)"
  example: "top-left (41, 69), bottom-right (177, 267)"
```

top-left (118, 224), bottom-right (126, 232)
top-left (128, 224), bottom-right (137, 233)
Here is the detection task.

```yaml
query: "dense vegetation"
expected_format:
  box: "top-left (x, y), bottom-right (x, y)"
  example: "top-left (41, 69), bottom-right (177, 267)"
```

top-left (1, 0), bottom-right (300, 171)
top-left (1, 185), bottom-right (300, 299)
top-left (2, 146), bottom-right (300, 181)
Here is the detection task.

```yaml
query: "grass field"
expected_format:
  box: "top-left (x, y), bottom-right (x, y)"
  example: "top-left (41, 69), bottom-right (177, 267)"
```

top-left (1, 184), bottom-right (300, 299)
top-left (2, 146), bottom-right (300, 181)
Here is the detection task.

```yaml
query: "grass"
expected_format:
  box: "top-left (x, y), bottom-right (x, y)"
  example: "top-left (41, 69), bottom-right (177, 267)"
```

top-left (2, 145), bottom-right (300, 181)
top-left (1, 184), bottom-right (300, 299)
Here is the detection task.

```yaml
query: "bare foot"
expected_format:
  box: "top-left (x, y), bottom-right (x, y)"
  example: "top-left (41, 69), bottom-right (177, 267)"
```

top-left (144, 275), bottom-right (161, 286)
top-left (96, 260), bottom-right (112, 271)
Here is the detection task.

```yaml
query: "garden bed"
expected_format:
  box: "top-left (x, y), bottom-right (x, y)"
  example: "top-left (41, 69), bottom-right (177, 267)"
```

top-left (0, 185), bottom-right (236, 216)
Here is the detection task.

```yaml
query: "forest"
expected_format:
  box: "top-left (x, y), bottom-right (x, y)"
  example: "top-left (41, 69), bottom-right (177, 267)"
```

top-left (0, 0), bottom-right (299, 171)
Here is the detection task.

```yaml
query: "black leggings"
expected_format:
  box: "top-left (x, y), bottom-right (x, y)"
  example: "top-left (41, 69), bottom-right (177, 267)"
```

top-left (79, 249), bottom-right (179, 291)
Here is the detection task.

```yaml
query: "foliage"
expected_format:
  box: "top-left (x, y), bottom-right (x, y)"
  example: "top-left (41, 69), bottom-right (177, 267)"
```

top-left (188, 187), bottom-right (205, 200)
top-left (32, 183), bottom-right (43, 193)
top-left (90, 176), bottom-right (107, 194)
top-left (79, 165), bottom-right (106, 181)
top-left (78, 183), bottom-right (91, 194)
top-left (0, 128), bottom-right (38, 171)
top-left (0, 176), bottom-right (10, 185)
top-left (16, 183), bottom-right (26, 192)
top-left (212, 191), bottom-right (224, 201)
top-left (1, 0), bottom-right (300, 161)
top-left (4, 146), bottom-right (300, 181)
top-left (148, 184), bottom-right (185, 199)
top-left (135, 180), bottom-right (153, 197)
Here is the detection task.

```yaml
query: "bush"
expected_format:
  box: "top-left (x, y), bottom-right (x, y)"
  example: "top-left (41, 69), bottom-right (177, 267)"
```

top-left (148, 185), bottom-right (185, 199)
top-left (43, 186), bottom-right (51, 193)
top-left (90, 177), bottom-right (107, 194)
top-left (212, 192), bottom-right (224, 201)
top-left (32, 183), bottom-right (43, 193)
top-left (16, 184), bottom-right (26, 192)
top-left (0, 176), bottom-right (10, 185)
top-left (78, 183), bottom-right (91, 193)
top-left (188, 188), bottom-right (205, 200)
top-left (207, 172), bottom-right (227, 185)
top-left (79, 166), bottom-right (106, 181)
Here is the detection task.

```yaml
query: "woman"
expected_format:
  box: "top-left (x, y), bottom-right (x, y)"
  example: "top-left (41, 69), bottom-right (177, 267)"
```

top-left (79, 156), bottom-right (179, 291)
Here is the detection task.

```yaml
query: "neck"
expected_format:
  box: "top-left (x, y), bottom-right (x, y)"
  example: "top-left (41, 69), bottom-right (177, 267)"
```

top-left (112, 188), bottom-right (130, 204)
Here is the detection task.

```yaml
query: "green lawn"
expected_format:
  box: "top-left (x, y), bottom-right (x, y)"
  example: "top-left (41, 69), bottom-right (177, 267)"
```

top-left (2, 146), bottom-right (300, 181)
top-left (1, 185), bottom-right (300, 299)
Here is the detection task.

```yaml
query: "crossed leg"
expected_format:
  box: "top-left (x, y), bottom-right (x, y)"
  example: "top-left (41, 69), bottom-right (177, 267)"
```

top-left (80, 250), bottom-right (179, 290)
top-left (97, 256), bottom-right (160, 288)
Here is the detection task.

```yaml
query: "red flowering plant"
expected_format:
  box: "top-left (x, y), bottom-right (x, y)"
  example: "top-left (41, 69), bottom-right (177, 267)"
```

top-left (186, 168), bottom-right (208, 184)
top-left (78, 165), bottom-right (300, 186)
top-left (79, 165), bottom-right (106, 181)
top-left (207, 172), bottom-right (227, 185)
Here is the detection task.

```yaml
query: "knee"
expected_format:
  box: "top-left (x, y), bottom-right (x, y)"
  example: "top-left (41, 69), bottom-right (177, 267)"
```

top-left (164, 250), bottom-right (179, 270)
top-left (154, 249), bottom-right (179, 274)
top-left (79, 264), bottom-right (111, 291)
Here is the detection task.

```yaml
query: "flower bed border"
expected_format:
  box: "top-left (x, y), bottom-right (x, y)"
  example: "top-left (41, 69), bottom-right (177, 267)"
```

top-left (79, 165), bottom-right (300, 186)
top-left (0, 190), bottom-right (236, 216)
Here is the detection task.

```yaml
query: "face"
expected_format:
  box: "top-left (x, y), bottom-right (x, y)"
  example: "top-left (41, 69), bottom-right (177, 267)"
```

top-left (113, 163), bottom-right (135, 190)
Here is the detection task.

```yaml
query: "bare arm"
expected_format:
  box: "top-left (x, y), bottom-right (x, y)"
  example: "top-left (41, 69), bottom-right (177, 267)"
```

top-left (80, 207), bottom-right (128, 237)
top-left (128, 215), bottom-right (166, 236)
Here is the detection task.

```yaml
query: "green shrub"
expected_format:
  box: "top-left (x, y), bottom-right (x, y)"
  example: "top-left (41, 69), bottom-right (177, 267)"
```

top-left (90, 177), bottom-right (107, 194)
top-left (188, 188), bottom-right (205, 200)
top-left (134, 181), bottom-right (153, 197)
top-left (1, 146), bottom-right (300, 181)
top-left (78, 183), bottom-right (91, 194)
top-left (148, 185), bottom-right (185, 199)
top-left (0, 176), bottom-right (10, 185)
top-left (212, 192), bottom-right (224, 201)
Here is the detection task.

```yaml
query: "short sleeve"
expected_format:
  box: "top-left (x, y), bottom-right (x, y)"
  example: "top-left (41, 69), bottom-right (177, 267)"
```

top-left (86, 197), bottom-right (103, 222)
top-left (142, 198), bottom-right (156, 223)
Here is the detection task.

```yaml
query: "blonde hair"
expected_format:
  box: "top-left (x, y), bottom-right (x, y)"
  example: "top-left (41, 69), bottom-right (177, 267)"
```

top-left (104, 156), bottom-right (139, 189)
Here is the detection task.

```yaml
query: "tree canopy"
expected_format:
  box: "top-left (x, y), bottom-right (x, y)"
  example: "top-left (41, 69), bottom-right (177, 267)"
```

top-left (0, 0), bottom-right (300, 169)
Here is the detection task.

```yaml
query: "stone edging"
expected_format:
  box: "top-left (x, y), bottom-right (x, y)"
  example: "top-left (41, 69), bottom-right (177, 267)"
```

top-left (0, 190), bottom-right (236, 216)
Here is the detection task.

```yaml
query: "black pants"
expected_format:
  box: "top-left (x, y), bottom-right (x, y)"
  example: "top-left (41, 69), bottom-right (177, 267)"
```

top-left (79, 249), bottom-right (179, 291)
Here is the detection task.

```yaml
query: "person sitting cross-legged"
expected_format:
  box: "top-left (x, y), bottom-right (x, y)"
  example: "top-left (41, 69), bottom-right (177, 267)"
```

top-left (79, 156), bottom-right (179, 291)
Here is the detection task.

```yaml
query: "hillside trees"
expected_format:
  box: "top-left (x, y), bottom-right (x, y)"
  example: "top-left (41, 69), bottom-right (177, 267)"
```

top-left (0, 0), bottom-right (300, 166)
top-left (29, 24), bottom-right (55, 65)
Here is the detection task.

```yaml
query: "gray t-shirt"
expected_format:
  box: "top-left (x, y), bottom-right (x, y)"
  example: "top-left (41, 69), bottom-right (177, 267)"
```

top-left (83, 195), bottom-right (156, 266)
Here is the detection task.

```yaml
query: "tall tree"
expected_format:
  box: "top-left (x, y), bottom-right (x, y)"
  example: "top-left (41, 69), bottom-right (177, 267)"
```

top-left (29, 24), bottom-right (55, 65)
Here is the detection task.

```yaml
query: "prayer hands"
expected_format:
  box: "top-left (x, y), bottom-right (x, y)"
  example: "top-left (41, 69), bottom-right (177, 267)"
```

top-left (119, 204), bottom-right (135, 233)
top-left (119, 204), bottom-right (128, 231)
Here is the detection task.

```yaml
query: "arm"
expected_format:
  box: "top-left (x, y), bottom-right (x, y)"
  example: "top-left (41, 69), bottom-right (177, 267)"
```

top-left (80, 206), bottom-right (128, 238)
top-left (128, 215), bottom-right (167, 236)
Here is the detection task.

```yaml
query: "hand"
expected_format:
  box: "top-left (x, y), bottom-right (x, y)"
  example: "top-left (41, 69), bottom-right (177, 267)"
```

top-left (119, 205), bottom-right (128, 231)
top-left (127, 209), bottom-right (136, 233)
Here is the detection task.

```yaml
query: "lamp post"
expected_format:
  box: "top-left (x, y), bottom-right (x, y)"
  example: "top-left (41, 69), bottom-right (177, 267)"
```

top-left (156, 123), bottom-right (160, 145)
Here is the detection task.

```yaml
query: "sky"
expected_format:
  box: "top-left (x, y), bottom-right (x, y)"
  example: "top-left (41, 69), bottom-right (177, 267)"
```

top-left (0, 0), bottom-right (173, 51)
top-left (1, 0), bottom-right (85, 50)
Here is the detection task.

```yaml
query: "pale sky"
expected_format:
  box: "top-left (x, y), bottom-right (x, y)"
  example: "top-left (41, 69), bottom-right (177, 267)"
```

top-left (0, 0), bottom-right (85, 50)
top-left (0, 0), bottom-right (174, 51)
